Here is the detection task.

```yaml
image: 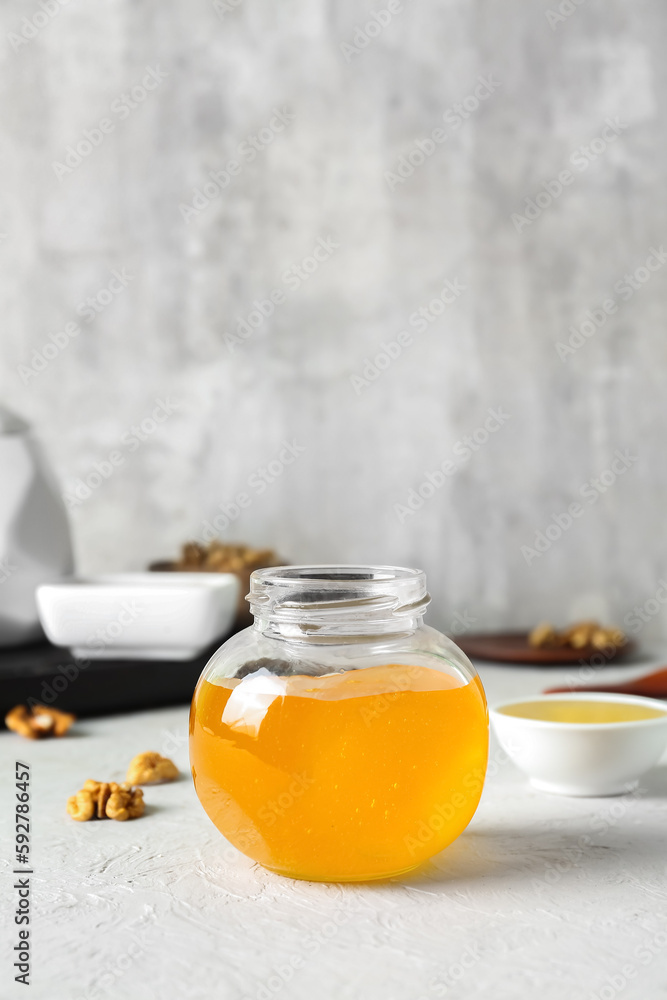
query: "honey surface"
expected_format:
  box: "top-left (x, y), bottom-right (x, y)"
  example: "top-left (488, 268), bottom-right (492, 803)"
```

top-left (190, 664), bottom-right (488, 881)
top-left (498, 699), bottom-right (666, 724)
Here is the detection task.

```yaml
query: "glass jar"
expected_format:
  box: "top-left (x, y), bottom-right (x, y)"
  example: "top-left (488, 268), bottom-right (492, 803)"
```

top-left (190, 565), bottom-right (488, 882)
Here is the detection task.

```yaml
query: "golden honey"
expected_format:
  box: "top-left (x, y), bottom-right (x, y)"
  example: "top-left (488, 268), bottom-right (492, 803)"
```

top-left (498, 699), bottom-right (666, 724)
top-left (190, 663), bottom-right (488, 881)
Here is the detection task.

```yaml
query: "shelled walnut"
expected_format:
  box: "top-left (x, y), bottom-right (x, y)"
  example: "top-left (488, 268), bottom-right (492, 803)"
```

top-left (149, 541), bottom-right (282, 624)
top-left (528, 620), bottom-right (627, 651)
top-left (126, 752), bottom-right (179, 785)
top-left (174, 541), bottom-right (279, 575)
top-left (5, 703), bottom-right (76, 739)
top-left (66, 781), bottom-right (144, 822)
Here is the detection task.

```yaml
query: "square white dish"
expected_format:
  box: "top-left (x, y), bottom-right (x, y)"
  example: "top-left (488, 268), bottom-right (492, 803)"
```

top-left (36, 572), bottom-right (240, 660)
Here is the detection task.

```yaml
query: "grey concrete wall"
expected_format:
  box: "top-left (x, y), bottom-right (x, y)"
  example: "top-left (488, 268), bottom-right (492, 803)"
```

top-left (1, 0), bottom-right (665, 639)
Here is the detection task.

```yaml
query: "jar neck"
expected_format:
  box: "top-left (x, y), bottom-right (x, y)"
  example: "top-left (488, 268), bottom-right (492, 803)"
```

top-left (248, 565), bottom-right (430, 644)
top-left (253, 612), bottom-right (428, 643)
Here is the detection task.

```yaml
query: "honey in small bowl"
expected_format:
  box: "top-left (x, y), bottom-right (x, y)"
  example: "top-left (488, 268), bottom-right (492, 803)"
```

top-left (490, 692), bottom-right (667, 796)
top-left (497, 699), bottom-right (666, 724)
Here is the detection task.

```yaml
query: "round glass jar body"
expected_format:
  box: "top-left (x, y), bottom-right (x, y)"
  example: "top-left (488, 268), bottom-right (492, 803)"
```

top-left (190, 566), bottom-right (488, 882)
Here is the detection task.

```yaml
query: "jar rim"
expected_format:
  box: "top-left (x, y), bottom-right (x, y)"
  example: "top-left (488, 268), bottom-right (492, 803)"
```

top-left (251, 564), bottom-right (424, 587)
top-left (248, 564), bottom-right (430, 637)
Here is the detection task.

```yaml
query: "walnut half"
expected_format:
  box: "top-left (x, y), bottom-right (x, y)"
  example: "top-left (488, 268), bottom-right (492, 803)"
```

top-left (106, 785), bottom-right (145, 821)
top-left (66, 789), bottom-right (96, 822)
top-left (6, 703), bottom-right (76, 739)
top-left (126, 752), bottom-right (179, 785)
top-left (82, 780), bottom-right (115, 819)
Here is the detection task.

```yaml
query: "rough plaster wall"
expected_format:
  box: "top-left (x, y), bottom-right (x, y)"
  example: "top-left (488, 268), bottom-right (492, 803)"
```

top-left (1, 0), bottom-right (666, 636)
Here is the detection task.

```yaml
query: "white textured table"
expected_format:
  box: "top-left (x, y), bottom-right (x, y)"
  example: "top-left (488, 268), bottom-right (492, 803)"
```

top-left (2, 658), bottom-right (667, 1000)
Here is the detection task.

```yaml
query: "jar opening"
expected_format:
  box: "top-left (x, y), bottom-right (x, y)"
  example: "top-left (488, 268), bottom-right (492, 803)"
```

top-left (248, 565), bottom-right (430, 640)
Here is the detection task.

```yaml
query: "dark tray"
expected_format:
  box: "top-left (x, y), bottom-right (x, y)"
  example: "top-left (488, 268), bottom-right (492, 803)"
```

top-left (0, 634), bottom-right (237, 726)
top-left (456, 631), bottom-right (636, 666)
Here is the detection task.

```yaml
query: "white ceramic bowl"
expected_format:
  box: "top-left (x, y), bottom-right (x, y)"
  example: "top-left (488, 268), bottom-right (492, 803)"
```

top-left (36, 573), bottom-right (239, 660)
top-left (490, 692), bottom-right (667, 796)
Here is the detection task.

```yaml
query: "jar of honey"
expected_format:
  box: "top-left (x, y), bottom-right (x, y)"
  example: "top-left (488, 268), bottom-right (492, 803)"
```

top-left (190, 565), bottom-right (488, 882)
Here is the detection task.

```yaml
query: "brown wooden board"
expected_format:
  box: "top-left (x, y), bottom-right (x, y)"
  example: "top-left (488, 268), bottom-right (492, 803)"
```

top-left (456, 631), bottom-right (636, 665)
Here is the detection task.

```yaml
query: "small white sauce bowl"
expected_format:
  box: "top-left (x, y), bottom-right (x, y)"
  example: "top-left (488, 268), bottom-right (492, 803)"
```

top-left (37, 573), bottom-right (239, 661)
top-left (490, 692), bottom-right (667, 796)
